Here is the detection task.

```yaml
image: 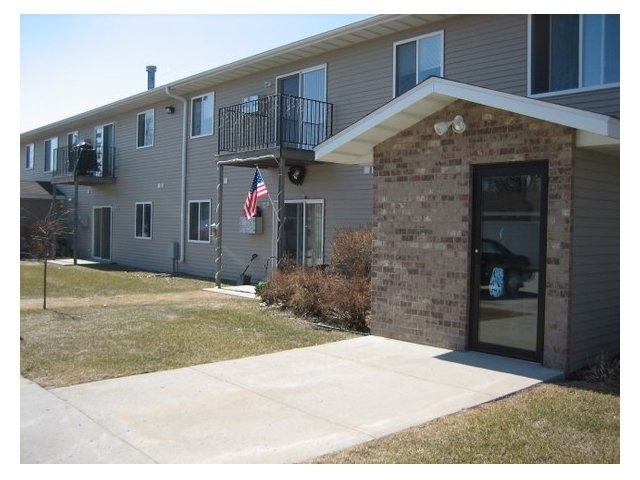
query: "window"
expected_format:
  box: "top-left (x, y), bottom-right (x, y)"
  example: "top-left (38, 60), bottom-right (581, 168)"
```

top-left (25, 144), bottom-right (34, 169)
top-left (188, 200), bottom-right (211, 242)
top-left (135, 202), bottom-right (152, 239)
top-left (242, 95), bottom-right (260, 114)
top-left (137, 109), bottom-right (154, 148)
top-left (44, 137), bottom-right (58, 172)
top-left (530, 14), bottom-right (620, 95)
top-left (191, 93), bottom-right (214, 137)
top-left (67, 132), bottom-right (78, 148)
top-left (394, 31), bottom-right (443, 97)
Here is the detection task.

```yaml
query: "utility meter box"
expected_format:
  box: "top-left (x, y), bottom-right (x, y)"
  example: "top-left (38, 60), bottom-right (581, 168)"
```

top-left (168, 241), bottom-right (180, 259)
top-left (239, 216), bottom-right (263, 234)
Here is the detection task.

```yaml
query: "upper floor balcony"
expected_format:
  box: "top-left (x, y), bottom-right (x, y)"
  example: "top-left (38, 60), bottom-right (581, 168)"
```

top-left (52, 145), bottom-right (117, 185)
top-left (218, 94), bottom-right (333, 160)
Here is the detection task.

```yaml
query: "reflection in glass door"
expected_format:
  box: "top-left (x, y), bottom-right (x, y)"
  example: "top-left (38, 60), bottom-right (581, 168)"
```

top-left (470, 163), bottom-right (548, 361)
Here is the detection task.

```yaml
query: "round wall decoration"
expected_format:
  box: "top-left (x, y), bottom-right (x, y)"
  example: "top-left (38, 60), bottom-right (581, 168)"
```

top-left (288, 165), bottom-right (306, 185)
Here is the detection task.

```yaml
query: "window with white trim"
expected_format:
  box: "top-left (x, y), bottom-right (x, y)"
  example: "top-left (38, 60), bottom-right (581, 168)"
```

top-left (25, 144), bottom-right (34, 169)
top-left (191, 93), bottom-right (214, 137)
top-left (188, 200), bottom-right (211, 242)
top-left (44, 137), bottom-right (58, 172)
top-left (530, 14), bottom-right (620, 95)
top-left (135, 202), bottom-right (152, 239)
top-left (137, 109), bottom-right (154, 148)
top-left (242, 94), bottom-right (260, 114)
top-left (394, 31), bottom-right (443, 97)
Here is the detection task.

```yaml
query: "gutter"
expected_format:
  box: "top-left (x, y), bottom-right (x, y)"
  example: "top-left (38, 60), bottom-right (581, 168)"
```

top-left (165, 87), bottom-right (188, 263)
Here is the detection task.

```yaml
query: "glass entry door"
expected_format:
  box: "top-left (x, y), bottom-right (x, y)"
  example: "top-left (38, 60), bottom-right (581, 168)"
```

top-left (470, 162), bottom-right (548, 361)
top-left (277, 66), bottom-right (326, 148)
top-left (95, 123), bottom-right (114, 177)
top-left (93, 206), bottom-right (112, 261)
top-left (283, 200), bottom-right (324, 266)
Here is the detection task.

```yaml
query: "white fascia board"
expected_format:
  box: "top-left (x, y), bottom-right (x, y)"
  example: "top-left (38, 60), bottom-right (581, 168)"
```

top-left (431, 80), bottom-right (620, 139)
top-left (314, 82), bottom-right (455, 161)
top-left (315, 77), bottom-right (619, 164)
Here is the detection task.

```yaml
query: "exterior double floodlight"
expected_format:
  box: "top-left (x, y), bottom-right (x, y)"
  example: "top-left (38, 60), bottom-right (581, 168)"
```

top-left (434, 115), bottom-right (466, 136)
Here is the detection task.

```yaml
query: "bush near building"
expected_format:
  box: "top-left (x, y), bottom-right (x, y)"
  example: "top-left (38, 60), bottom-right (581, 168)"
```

top-left (258, 228), bottom-right (373, 332)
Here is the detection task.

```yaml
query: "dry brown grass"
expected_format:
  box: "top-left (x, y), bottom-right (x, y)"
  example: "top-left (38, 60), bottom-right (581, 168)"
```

top-left (310, 381), bottom-right (620, 464)
top-left (20, 262), bottom-right (355, 388)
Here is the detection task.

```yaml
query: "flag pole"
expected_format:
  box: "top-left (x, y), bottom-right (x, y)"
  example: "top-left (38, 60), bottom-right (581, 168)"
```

top-left (256, 166), bottom-right (278, 222)
top-left (256, 165), bottom-right (282, 276)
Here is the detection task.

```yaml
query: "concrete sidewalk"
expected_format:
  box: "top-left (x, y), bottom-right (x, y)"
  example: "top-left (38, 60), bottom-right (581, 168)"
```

top-left (21, 336), bottom-right (562, 464)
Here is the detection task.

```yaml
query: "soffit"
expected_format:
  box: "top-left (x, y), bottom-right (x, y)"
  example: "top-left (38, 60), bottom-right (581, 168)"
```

top-left (314, 77), bottom-right (621, 165)
top-left (20, 181), bottom-right (65, 199)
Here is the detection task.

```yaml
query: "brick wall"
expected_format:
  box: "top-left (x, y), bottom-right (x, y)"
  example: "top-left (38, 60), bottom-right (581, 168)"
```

top-left (370, 100), bottom-right (574, 371)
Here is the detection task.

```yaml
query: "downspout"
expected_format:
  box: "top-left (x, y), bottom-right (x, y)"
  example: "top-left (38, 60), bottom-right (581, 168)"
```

top-left (165, 87), bottom-right (188, 263)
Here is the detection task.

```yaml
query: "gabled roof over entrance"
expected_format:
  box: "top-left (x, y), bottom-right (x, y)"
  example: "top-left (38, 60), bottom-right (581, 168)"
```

top-left (314, 77), bottom-right (620, 165)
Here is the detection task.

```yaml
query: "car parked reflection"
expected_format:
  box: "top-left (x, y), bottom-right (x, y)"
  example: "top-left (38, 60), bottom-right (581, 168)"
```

top-left (481, 238), bottom-right (537, 297)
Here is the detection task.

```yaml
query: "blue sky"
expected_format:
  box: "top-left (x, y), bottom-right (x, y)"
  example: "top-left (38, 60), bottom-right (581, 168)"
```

top-left (18, 2), bottom-right (628, 132)
top-left (20, 13), bottom-right (374, 132)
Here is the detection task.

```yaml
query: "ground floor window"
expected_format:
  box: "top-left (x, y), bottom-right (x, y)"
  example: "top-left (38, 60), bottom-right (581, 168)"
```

top-left (283, 199), bottom-right (324, 266)
top-left (188, 200), bottom-right (211, 242)
top-left (135, 202), bottom-right (152, 239)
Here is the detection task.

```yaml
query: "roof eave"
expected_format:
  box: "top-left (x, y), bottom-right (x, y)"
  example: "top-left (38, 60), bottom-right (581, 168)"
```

top-left (314, 77), bottom-right (620, 165)
top-left (21, 14), bottom-right (457, 140)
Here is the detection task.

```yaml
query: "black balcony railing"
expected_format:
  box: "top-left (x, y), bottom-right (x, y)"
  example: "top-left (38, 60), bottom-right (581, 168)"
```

top-left (218, 94), bottom-right (334, 153)
top-left (54, 145), bottom-right (117, 179)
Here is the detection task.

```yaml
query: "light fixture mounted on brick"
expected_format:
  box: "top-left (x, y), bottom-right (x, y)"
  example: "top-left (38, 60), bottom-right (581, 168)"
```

top-left (434, 115), bottom-right (466, 136)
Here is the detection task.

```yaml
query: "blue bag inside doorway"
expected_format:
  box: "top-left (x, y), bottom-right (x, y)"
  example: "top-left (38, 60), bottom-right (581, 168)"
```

top-left (489, 267), bottom-right (505, 298)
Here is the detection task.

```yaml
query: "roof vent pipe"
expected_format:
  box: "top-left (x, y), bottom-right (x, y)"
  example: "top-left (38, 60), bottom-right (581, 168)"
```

top-left (146, 65), bottom-right (157, 90)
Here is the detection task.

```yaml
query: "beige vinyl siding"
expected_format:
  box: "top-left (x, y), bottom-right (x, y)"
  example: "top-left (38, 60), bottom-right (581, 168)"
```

top-left (534, 87), bottom-right (620, 118)
top-left (211, 166), bottom-right (275, 283)
top-left (327, 15), bottom-right (531, 133)
top-left (444, 15), bottom-right (528, 95)
top-left (209, 162), bottom-right (373, 283)
top-left (70, 101), bottom-right (186, 272)
top-left (326, 37), bottom-right (393, 132)
top-left (569, 150), bottom-right (619, 371)
top-left (181, 90), bottom-right (219, 278)
top-left (114, 101), bottom-right (184, 272)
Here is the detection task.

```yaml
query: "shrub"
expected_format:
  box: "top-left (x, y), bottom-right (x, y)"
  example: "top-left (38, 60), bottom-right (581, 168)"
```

top-left (568, 352), bottom-right (620, 389)
top-left (321, 276), bottom-right (370, 332)
top-left (329, 228), bottom-right (373, 278)
top-left (259, 228), bottom-right (372, 332)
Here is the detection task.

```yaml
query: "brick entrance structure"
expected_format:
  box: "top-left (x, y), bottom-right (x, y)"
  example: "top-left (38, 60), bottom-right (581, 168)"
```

top-left (370, 100), bottom-right (577, 371)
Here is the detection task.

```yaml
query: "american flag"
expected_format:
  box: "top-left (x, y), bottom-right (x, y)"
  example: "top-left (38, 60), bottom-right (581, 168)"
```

top-left (243, 168), bottom-right (268, 219)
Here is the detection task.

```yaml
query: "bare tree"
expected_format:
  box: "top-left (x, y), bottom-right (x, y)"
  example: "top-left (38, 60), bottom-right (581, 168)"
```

top-left (23, 202), bottom-right (72, 309)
